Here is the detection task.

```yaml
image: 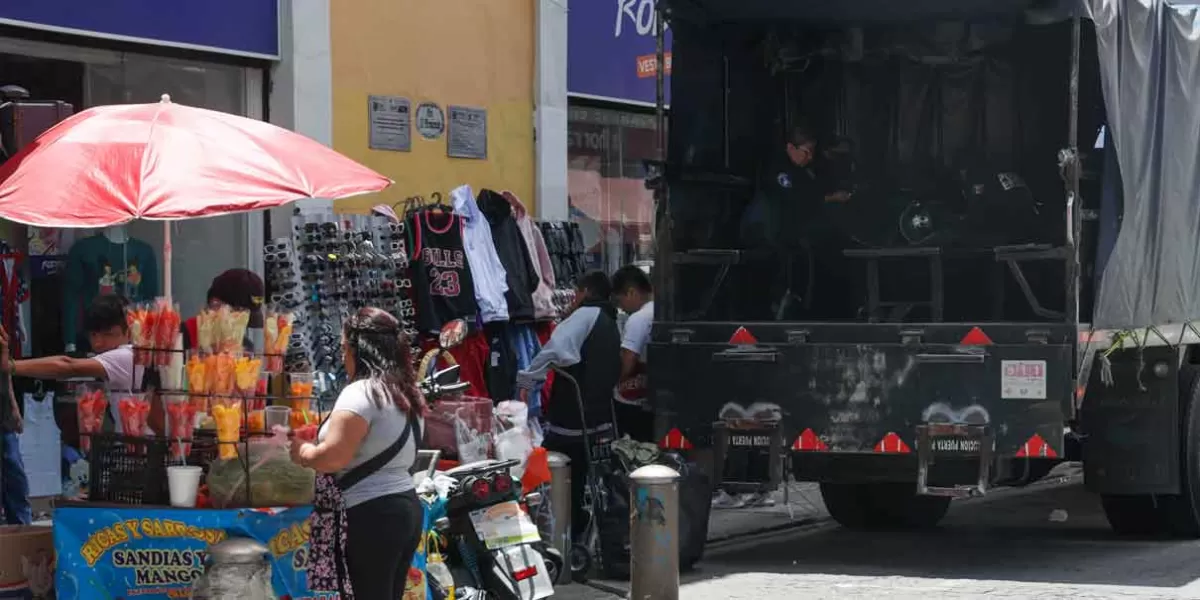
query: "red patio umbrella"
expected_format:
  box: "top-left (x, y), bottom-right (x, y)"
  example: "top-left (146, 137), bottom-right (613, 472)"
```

top-left (0, 94), bottom-right (392, 297)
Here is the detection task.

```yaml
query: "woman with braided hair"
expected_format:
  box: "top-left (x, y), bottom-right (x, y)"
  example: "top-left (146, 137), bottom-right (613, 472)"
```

top-left (291, 307), bottom-right (426, 599)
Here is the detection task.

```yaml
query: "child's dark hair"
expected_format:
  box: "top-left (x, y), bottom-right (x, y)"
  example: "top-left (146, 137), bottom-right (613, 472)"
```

top-left (84, 294), bottom-right (130, 334)
top-left (575, 271), bottom-right (612, 302)
top-left (342, 307), bottom-right (426, 415)
top-left (611, 265), bottom-right (652, 295)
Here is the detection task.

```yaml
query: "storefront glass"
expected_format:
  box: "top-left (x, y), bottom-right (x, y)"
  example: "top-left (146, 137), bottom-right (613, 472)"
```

top-left (0, 37), bottom-right (259, 352)
top-left (567, 105), bottom-right (662, 273)
top-left (84, 53), bottom-right (252, 319)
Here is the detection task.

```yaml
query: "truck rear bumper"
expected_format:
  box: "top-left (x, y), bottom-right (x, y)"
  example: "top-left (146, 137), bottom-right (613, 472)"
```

top-left (649, 322), bottom-right (1074, 484)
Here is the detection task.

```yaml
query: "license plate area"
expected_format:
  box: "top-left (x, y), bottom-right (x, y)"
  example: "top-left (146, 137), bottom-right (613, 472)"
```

top-left (929, 435), bottom-right (983, 455)
top-left (469, 502), bottom-right (541, 550)
top-left (713, 422), bottom-right (784, 493)
top-left (915, 423), bottom-right (993, 498)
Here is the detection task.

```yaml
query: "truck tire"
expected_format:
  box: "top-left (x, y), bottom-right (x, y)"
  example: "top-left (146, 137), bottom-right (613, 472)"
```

top-left (1100, 494), bottom-right (1162, 536)
top-left (820, 482), bottom-right (951, 530)
top-left (1157, 365), bottom-right (1200, 537)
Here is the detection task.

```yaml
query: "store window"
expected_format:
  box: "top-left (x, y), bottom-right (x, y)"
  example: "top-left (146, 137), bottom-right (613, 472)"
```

top-left (0, 37), bottom-right (258, 354)
top-left (567, 105), bottom-right (663, 274)
top-left (85, 54), bottom-right (252, 320)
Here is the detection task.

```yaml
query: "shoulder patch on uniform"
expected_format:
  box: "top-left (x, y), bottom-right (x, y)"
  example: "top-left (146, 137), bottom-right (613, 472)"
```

top-left (777, 173), bottom-right (792, 188)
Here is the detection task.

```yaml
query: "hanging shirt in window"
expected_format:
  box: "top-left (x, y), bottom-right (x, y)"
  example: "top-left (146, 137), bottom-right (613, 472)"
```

top-left (63, 234), bottom-right (159, 349)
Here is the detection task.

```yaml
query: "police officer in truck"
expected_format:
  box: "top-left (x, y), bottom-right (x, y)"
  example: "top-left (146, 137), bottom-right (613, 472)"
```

top-left (739, 125), bottom-right (851, 320)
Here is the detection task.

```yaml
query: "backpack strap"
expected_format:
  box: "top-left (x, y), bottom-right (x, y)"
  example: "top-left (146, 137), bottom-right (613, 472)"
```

top-left (336, 414), bottom-right (421, 492)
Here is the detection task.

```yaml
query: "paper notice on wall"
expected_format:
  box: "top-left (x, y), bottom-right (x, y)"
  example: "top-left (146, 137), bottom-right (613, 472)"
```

top-left (1000, 360), bottom-right (1047, 400)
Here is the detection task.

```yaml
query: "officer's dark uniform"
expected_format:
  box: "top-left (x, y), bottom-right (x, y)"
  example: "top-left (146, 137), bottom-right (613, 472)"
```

top-left (740, 152), bottom-right (823, 251)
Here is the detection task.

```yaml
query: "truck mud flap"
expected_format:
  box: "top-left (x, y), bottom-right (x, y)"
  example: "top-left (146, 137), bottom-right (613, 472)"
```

top-left (1081, 345), bottom-right (1180, 495)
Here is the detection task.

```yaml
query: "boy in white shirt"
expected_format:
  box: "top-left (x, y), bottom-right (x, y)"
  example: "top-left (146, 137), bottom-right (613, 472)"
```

top-left (611, 265), bottom-right (655, 442)
top-left (3, 295), bottom-right (144, 433)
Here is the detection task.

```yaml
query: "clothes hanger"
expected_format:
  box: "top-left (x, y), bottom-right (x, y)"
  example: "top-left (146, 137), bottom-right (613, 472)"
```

top-left (428, 192), bottom-right (445, 214)
top-left (402, 195), bottom-right (425, 217)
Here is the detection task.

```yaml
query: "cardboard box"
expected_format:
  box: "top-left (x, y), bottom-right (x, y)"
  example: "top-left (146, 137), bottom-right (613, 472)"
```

top-left (0, 525), bottom-right (54, 599)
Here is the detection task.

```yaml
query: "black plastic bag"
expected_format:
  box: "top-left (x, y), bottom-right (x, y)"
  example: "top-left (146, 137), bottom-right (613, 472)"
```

top-left (595, 453), bottom-right (713, 580)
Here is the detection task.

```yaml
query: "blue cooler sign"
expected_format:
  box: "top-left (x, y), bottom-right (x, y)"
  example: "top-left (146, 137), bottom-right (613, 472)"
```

top-left (53, 506), bottom-right (331, 599)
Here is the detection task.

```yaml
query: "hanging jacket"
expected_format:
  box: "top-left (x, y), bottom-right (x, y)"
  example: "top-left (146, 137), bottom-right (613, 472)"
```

top-left (502, 191), bottom-right (558, 319)
top-left (477, 188), bottom-right (539, 321)
top-left (516, 299), bottom-right (620, 434)
top-left (450, 184), bottom-right (509, 323)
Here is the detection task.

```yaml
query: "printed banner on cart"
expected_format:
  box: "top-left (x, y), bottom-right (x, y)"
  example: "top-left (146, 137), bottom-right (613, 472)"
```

top-left (53, 506), bottom-right (331, 600)
top-left (569, 0), bottom-right (672, 105)
top-left (0, 0), bottom-right (279, 58)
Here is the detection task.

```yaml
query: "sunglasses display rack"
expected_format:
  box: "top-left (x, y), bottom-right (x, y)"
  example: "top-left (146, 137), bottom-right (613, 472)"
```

top-left (536, 220), bottom-right (584, 318)
top-left (263, 236), bottom-right (310, 373)
top-left (266, 214), bottom-right (417, 381)
top-left (538, 221), bottom-right (588, 289)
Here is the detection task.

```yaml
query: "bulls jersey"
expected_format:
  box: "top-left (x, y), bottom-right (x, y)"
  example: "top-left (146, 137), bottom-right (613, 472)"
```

top-left (410, 211), bottom-right (478, 333)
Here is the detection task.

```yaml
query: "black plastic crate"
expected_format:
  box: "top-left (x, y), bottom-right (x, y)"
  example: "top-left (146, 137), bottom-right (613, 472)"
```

top-left (87, 433), bottom-right (170, 505)
top-left (188, 431), bottom-right (220, 474)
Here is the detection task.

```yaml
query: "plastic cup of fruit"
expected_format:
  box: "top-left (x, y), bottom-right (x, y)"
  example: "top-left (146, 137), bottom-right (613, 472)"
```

top-left (294, 424), bottom-right (319, 443)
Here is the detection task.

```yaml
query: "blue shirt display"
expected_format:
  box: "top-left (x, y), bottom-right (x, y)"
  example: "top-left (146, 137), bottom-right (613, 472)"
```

top-left (63, 234), bottom-right (159, 349)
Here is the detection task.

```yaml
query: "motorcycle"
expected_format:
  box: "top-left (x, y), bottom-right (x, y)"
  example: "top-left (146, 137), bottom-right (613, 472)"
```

top-left (432, 459), bottom-right (561, 599)
top-left (417, 319), bottom-right (563, 599)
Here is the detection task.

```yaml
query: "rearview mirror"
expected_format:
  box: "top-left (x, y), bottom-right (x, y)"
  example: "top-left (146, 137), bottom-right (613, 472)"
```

top-left (438, 319), bottom-right (468, 350)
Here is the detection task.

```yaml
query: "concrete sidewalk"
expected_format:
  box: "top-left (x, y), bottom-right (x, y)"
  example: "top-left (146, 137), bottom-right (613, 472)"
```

top-left (554, 481), bottom-right (829, 600)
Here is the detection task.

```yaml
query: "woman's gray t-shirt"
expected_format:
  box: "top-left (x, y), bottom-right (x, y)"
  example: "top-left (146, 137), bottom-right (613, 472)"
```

top-left (318, 380), bottom-right (421, 508)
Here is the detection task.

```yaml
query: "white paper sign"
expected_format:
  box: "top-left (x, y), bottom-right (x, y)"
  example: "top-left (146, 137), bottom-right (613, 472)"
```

top-left (470, 502), bottom-right (541, 550)
top-left (1001, 360), bottom-right (1047, 400)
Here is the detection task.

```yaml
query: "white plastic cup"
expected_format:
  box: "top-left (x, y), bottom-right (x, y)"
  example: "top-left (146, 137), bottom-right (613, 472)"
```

top-left (167, 466), bottom-right (203, 508)
top-left (265, 405), bottom-right (292, 432)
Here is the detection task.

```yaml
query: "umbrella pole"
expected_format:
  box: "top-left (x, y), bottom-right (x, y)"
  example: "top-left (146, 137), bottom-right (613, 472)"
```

top-left (163, 221), bottom-right (172, 301)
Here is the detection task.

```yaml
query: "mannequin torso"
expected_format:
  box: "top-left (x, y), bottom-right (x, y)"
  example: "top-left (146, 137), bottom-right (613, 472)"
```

top-left (103, 226), bottom-right (128, 245)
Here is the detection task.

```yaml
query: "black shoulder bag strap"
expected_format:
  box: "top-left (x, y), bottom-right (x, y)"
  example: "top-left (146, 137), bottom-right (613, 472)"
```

top-left (336, 412), bottom-right (422, 492)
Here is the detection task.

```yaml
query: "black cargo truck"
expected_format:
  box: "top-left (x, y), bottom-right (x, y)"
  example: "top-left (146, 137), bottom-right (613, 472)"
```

top-left (647, 0), bottom-right (1200, 535)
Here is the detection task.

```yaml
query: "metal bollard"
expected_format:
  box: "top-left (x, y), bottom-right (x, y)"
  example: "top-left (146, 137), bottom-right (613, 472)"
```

top-left (547, 451), bottom-right (573, 584)
top-left (629, 464), bottom-right (680, 600)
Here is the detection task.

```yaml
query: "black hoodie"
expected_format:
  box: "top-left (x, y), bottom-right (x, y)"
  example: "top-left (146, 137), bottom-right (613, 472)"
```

top-left (477, 188), bottom-right (539, 320)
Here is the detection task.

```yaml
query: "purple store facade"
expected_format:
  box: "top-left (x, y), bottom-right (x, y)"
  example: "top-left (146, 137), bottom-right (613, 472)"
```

top-left (0, 0), bottom-right (285, 321)
top-left (566, 0), bottom-right (671, 273)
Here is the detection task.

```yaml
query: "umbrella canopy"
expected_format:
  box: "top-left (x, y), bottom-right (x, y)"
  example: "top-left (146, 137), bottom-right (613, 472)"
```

top-left (0, 94), bottom-right (391, 228)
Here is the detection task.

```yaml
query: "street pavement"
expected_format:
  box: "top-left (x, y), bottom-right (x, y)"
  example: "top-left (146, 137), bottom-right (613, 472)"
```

top-left (706, 481), bottom-right (826, 541)
top-left (555, 469), bottom-right (1200, 599)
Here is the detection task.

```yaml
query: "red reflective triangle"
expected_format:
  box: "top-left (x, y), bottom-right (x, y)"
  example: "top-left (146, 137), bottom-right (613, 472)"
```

top-left (659, 428), bottom-right (694, 450)
top-left (792, 428), bottom-right (829, 451)
top-left (729, 326), bottom-right (758, 345)
top-left (1015, 433), bottom-right (1058, 458)
top-left (874, 432), bottom-right (912, 454)
top-left (960, 326), bottom-right (993, 346)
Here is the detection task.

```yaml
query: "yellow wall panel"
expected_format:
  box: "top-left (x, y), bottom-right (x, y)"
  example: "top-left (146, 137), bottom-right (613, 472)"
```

top-left (329, 0), bottom-right (536, 215)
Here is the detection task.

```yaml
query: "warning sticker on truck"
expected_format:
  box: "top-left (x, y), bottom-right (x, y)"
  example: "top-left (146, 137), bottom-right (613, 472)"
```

top-left (1001, 360), bottom-right (1047, 399)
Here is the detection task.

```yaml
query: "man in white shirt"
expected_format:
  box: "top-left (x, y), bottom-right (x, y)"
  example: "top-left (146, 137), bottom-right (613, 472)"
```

top-left (3, 295), bottom-right (144, 433)
top-left (611, 265), bottom-right (655, 442)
